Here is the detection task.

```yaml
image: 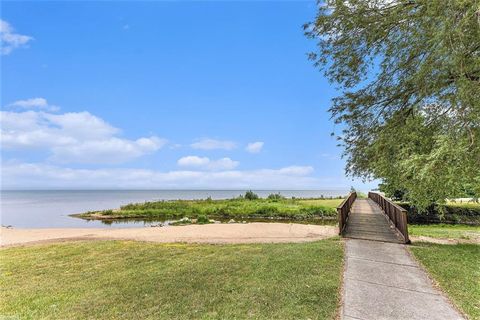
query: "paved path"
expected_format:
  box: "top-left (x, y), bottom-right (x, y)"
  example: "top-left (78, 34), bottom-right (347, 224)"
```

top-left (344, 199), bottom-right (403, 243)
top-left (342, 238), bottom-right (464, 320)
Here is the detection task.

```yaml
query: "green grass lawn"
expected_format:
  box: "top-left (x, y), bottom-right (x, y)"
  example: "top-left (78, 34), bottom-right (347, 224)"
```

top-left (410, 243), bottom-right (480, 319)
top-left (0, 238), bottom-right (343, 320)
top-left (408, 224), bottom-right (480, 240)
top-left (296, 198), bottom-right (343, 208)
top-left (77, 197), bottom-right (343, 222)
top-left (446, 201), bottom-right (480, 209)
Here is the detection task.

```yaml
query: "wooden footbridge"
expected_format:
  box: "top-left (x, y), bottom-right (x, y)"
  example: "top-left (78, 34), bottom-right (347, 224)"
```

top-left (337, 192), bottom-right (410, 244)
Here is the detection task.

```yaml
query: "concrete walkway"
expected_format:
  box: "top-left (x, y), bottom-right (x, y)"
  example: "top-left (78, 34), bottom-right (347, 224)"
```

top-left (342, 239), bottom-right (464, 320)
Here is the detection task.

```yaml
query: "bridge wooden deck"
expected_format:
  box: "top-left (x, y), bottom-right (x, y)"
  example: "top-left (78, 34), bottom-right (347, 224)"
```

top-left (343, 199), bottom-right (403, 243)
top-left (338, 192), bottom-right (410, 244)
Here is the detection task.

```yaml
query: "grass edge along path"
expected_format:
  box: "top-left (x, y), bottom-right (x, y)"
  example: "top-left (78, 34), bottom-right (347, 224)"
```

top-left (1, 238), bottom-right (343, 320)
top-left (408, 224), bottom-right (480, 241)
top-left (410, 242), bottom-right (480, 319)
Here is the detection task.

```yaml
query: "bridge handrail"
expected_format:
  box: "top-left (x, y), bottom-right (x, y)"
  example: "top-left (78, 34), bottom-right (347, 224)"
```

top-left (337, 192), bottom-right (357, 235)
top-left (368, 192), bottom-right (410, 244)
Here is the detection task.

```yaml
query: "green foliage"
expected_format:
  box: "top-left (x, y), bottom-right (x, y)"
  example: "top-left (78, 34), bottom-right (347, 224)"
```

top-left (347, 187), bottom-right (367, 198)
top-left (0, 239), bottom-right (343, 319)
top-left (399, 202), bottom-right (480, 224)
top-left (79, 197), bottom-right (342, 221)
top-left (244, 190), bottom-right (259, 200)
top-left (356, 191), bottom-right (367, 199)
top-left (196, 214), bottom-right (210, 224)
top-left (381, 186), bottom-right (407, 201)
top-left (267, 193), bottom-right (285, 200)
top-left (410, 243), bottom-right (480, 319)
top-left (306, 0), bottom-right (480, 209)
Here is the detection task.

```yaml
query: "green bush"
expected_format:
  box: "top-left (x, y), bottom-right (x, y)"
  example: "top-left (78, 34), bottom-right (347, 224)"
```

top-left (244, 190), bottom-right (259, 200)
top-left (399, 203), bottom-right (480, 225)
top-left (267, 193), bottom-right (285, 200)
top-left (196, 214), bottom-right (210, 224)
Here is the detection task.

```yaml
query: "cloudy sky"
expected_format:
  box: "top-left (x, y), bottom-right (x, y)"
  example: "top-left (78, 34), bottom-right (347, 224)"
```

top-left (1, 1), bottom-right (377, 190)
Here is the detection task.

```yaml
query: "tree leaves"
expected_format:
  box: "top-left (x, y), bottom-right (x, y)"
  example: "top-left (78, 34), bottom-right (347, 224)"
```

top-left (306, 0), bottom-right (480, 208)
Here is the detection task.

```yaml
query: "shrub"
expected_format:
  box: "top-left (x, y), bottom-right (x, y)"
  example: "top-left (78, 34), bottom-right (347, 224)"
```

top-left (267, 193), bottom-right (285, 200)
top-left (399, 203), bottom-right (480, 225)
top-left (197, 214), bottom-right (210, 224)
top-left (244, 190), bottom-right (259, 200)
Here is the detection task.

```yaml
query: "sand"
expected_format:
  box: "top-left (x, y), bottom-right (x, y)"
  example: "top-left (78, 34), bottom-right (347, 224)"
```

top-left (0, 223), bottom-right (338, 247)
top-left (410, 235), bottom-right (480, 245)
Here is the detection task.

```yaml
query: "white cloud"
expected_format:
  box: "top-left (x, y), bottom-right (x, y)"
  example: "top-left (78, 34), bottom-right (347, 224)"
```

top-left (45, 111), bottom-right (120, 140)
top-left (7, 98), bottom-right (60, 112)
top-left (211, 157), bottom-right (239, 170)
top-left (191, 138), bottom-right (236, 150)
top-left (246, 141), bottom-right (264, 153)
top-left (9, 97), bottom-right (47, 108)
top-left (0, 106), bottom-right (166, 164)
top-left (50, 136), bottom-right (165, 164)
top-left (1, 162), bottom-right (317, 189)
top-left (1, 19), bottom-right (33, 55)
top-left (277, 166), bottom-right (314, 175)
top-left (177, 156), bottom-right (210, 167)
top-left (177, 156), bottom-right (239, 171)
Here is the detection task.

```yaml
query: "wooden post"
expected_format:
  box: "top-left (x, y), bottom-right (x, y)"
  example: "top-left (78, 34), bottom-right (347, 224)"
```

top-left (400, 208), bottom-right (410, 244)
top-left (337, 192), bottom-right (357, 236)
top-left (337, 207), bottom-right (343, 235)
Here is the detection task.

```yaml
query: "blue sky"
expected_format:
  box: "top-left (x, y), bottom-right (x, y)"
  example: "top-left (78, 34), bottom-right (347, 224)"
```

top-left (1, 1), bottom-right (377, 190)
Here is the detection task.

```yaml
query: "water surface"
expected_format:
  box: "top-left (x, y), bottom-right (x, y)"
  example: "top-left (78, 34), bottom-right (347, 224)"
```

top-left (1, 190), bottom-right (347, 228)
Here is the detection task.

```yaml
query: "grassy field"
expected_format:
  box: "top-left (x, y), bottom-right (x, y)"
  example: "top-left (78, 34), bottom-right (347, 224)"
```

top-left (77, 197), bottom-right (344, 221)
top-left (410, 243), bottom-right (480, 319)
top-left (446, 201), bottom-right (480, 209)
top-left (0, 238), bottom-right (344, 320)
top-left (409, 224), bottom-right (480, 240)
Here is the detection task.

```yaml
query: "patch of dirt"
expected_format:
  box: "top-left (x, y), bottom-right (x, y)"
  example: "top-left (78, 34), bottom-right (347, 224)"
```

top-left (411, 236), bottom-right (480, 245)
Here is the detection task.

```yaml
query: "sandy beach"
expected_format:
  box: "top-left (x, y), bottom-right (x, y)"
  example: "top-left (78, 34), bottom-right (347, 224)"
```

top-left (0, 223), bottom-right (338, 247)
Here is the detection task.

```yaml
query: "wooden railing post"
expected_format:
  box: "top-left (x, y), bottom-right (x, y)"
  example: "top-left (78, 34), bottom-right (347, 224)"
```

top-left (399, 207), bottom-right (410, 243)
top-left (337, 192), bottom-right (357, 235)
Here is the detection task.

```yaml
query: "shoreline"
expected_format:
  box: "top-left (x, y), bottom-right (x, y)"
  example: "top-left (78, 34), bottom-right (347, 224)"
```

top-left (71, 196), bottom-right (342, 225)
top-left (0, 223), bottom-right (338, 247)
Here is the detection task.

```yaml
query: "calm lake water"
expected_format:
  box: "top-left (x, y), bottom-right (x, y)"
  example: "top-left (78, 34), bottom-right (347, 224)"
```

top-left (0, 190), bottom-right (348, 228)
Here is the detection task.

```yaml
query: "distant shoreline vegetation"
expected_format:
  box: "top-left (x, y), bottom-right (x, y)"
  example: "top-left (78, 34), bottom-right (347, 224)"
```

top-left (73, 191), bottom-right (345, 223)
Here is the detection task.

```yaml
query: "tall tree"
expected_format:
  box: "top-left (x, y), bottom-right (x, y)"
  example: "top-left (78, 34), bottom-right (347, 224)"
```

top-left (306, 0), bottom-right (480, 208)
